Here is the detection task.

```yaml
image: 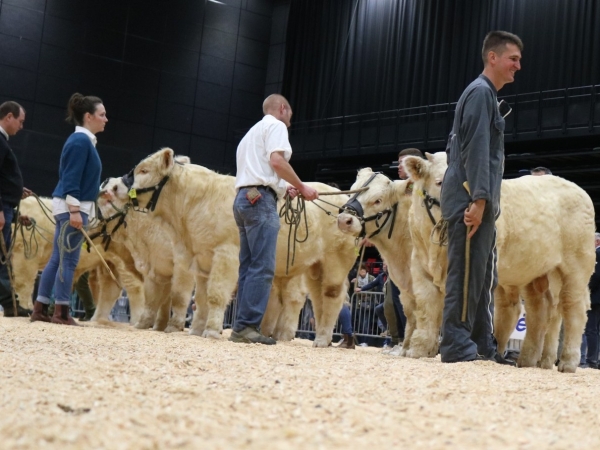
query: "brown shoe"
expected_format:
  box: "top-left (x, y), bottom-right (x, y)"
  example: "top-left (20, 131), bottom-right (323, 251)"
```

top-left (336, 333), bottom-right (355, 350)
top-left (30, 301), bottom-right (51, 323)
top-left (51, 304), bottom-right (80, 326)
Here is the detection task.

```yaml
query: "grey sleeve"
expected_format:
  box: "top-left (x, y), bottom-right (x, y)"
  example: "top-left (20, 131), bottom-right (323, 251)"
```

top-left (459, 87), bottom-right (495, 202)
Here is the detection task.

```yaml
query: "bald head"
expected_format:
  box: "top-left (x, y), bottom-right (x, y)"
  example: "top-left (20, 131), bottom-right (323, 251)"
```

top-left (263, 94), bottom-right (293, 127)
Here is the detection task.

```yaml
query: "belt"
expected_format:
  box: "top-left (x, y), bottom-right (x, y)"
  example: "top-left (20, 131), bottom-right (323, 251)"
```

top-left (242, 185), bottom-right (277, 198)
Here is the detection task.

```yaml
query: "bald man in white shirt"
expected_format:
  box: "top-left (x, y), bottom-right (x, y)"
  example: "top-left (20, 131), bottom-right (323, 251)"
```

top-left (230, 94), bottom-right (318, 345)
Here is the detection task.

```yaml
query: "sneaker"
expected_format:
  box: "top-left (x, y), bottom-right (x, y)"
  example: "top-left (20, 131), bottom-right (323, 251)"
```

top-left (474, 351), bottom-right (516, 366)
top-left (229, 327), bottom-right (276, 345)
top-left (1, 304), bottom-right (32, 317)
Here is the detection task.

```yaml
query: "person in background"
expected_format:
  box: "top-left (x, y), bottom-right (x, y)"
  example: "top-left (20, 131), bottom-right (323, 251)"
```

top-left (0, 101), bottom-right (33, 317)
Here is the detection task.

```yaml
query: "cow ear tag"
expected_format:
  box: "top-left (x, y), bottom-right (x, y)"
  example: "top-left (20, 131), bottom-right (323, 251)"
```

top-left (128, 189), bottom-right (137, 199)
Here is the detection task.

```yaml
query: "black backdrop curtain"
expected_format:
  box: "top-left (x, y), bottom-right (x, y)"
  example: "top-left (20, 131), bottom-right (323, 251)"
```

top-left (283, 0), bottom-right (600, 122)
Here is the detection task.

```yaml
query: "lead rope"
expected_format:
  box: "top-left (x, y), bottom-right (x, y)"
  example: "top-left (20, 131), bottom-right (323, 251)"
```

top-left (279, 195), bottom-right (309, 275)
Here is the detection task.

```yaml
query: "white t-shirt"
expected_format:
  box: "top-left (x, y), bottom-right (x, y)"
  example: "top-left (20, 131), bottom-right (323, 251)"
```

top-left (234, 114), bottom-right (292, 197)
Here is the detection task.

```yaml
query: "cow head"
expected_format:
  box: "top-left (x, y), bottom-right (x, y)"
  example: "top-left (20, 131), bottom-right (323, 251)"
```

top-left (337, 168), bottom-right (401, 238)
top-left (132, 147), bottom-right (175, 191)
top-left (98, 177), bottom-right (130, 217)
top-left (403, 152), bottom-right (447, 223)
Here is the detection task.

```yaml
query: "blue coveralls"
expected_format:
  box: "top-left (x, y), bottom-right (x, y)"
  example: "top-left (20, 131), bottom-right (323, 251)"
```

top-left (439, 74), bottom-right (505, 363)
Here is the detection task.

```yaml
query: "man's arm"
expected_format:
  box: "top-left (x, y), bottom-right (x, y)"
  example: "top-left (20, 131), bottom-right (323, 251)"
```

top-left (270, 152), bottom-right (318, 200)
top-left (460, 87), bottom-right (495, 237)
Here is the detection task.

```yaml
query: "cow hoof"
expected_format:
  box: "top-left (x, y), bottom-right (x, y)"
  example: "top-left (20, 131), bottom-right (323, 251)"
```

top-left (273, 330), bottom-right (295, 341)
top-left (539, 358), bottom-right (555, 370)
top-left (164, 325), bottom-right (183, 333)
top-left (516, 357), bottom-right (537, 368)
top-left (312, 338), bottom-right (329, 348)
top-left (558, 361), bottom-right (577, 373)
top-left (202, 329), bottom-right (222, 340)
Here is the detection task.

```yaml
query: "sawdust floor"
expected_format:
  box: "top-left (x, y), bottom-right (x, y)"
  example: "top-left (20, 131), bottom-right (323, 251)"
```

top-left (1, 316), bottom-right (599, 450)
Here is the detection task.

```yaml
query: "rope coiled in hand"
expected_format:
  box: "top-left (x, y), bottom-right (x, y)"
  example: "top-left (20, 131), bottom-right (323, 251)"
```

top-left (279, 195), bottom-right (309, 275)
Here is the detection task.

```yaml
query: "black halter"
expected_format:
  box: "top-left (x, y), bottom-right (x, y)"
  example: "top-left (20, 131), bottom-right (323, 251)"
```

top-left (87, 202), bottom-right (130, 251)
top-left (340, 172), bottom-right (398, 240)
top-left (421, 189), bottom-right (441, 226)
top-left (129, 175), bottom-right (170, 213)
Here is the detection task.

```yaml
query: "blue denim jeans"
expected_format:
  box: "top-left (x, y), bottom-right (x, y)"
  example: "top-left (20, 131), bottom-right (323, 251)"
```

top-left (338, 303), bottom-right (353, 334)
top-left (584, 304), bottom-right (600, 365)
top-left (0, 205), bottom-right (15, 307)
top-left (232, 187), bottom-right (280, 332)
top-left (37, 212), bottom-right (88, 306)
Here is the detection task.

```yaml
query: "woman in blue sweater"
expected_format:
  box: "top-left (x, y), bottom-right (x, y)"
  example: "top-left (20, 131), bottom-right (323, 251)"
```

top-left (30, 93), bottom-right (106, 325)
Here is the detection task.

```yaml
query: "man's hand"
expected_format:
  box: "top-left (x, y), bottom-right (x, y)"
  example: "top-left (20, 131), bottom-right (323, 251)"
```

top-left (464, 199), bottom-right (486, 238)
top-left (18, 215), bottom-right (31, 226)
top-left (286, 185), bottom-right (299, 199)
top-left (70, 212), bottom-right (83, 230)
top-left (298, 183), bottom-right (319, 201)
top-left (354, 287), bottom-right (362, 293)
top-left (22, 187), bottom-right (33, 199)
top-left (0, 211), bottom-right (4, 230)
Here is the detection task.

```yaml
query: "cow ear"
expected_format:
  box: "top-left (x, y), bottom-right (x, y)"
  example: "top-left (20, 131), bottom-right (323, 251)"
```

top-left (174, 155), bottom-right (191, 165)
top-left (159, 147), bottom-right (175, 171)
top-left (357, 167), bottom-right (373, 176)
top-left (403, 156), bottom-right (429, 181)
top-left (425, 152), bottom-right (434, 162)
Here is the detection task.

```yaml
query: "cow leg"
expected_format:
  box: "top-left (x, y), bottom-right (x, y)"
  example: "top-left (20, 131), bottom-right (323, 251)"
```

top-left (136, 278), bottom-right (167, 329)
top-left (165, 272), bottom-right (195, 333)
top-left (494, 285), bottom-right (521, 355)
top-left (557, 276), bottom-right (589, 373)
top-left (307, 263), bottom-right (346, 348)
top-left (540, 293), bottom-right (562, 370)
top-left (273, 276), bottom-right (306, 341)
top-left (91, 265), bottom-right (121, 322)
top-left (153, 291), bottom-right (171, 331)
top-left (407, 260), bottom-right (444, 358)
top-left (518, 279), bottom-right (550, 368)
top-left (399, 291), bottom-right (416, 356)
top-left (118, 265), bottom-right (145, 325)
top-left (190, 276), bottom-right (209, 336)
top-left (261, 278), bottom-right (283, 338)
top-left (202, 247), bottom-right (238, 339)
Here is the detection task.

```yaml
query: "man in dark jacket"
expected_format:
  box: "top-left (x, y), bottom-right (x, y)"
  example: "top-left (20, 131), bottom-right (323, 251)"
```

top-left (0, 101), bottom-right (32, 317)
top-left (439, 31), bottom-right (522, 364)
top-left (582, 233), bottom-right (600, 369)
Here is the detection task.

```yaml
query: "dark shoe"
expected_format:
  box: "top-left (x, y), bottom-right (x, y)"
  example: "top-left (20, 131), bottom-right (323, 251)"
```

top-left (475, 351), bottom-right (516, 366)
top-left (229, 327), bottom-right (275, 345)
top-left (336, 333), bottom-right (355, 350)
top-left (579, 363), bottom-right (590, 369)
top-left (30, 301), bottom-right (51, 322)
top-left (80, 308), bottom-right (96, 322)
top-left (2, 303), bottom-right (32, 318)
top-left (51, 304), bottom-right (80, 326)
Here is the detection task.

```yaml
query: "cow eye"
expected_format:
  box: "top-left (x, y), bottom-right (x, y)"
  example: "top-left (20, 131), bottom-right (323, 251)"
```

top-left (374, 199), bottom-right (382, 205)
top-left (435, 181), bottom-right (442, 186)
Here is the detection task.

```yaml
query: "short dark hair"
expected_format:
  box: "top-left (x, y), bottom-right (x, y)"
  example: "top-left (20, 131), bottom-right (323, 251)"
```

top-left (359, 263), bottom-right (368, 271)
top-left (0, 101), bottom-right (24, 120)
top-left (482, 31), bottom-right (523, 65)
top-left (531, 167), bottom-right (552, 175)
top-left (327, 182), bottom-right (340, 190)
top-left (399, 148), bottom-right (424, 159)
top-left (66, 93), bottom-right (103, 126)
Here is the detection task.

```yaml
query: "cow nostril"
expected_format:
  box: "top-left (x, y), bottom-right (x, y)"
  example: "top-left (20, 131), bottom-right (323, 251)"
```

top-left (345, 218), bottom-right (352, 225)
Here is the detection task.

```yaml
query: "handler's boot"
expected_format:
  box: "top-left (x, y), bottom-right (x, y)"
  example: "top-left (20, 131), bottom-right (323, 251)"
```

top-left (51, 304), bottom-right (80, 326)
top-left (80, 307), bottom-right (96, 322)
top-left (336, 334), bottom-right (355, 350)
top-left (30, 301), bottom-right (51, 323)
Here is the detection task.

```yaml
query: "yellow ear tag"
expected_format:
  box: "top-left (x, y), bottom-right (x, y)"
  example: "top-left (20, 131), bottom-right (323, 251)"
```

top-left (417, 189), bottom-right (425, 198)
top-left (82, 241), bottom-right (88, 250)
top-left (128, 189), bottom-right (137, 199)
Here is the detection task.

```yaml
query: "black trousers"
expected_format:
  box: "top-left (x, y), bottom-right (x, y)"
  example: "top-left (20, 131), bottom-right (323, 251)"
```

top-left (440, 213), bottom-right (498, 362)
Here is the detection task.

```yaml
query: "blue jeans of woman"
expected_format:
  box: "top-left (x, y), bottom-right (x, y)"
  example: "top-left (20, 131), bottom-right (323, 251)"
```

top-left (37, 212), bottom-right (88, 306)
top-left (232, 187), bottom-right (280, 332)
top-left (338, 303), bottom-right (353, 334)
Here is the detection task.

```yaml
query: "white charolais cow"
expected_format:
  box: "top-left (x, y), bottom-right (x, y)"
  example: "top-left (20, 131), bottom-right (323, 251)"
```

top-left (336, 170), bottom-right (417, 355)
top-left (130, 148), bottom-right (357, 346)
top-left (97, 177), bottom-right (196, 332)
top-left (403, 152), bottom-right (594, 373)
top-left (12, 196), bottom-right (145, 323)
